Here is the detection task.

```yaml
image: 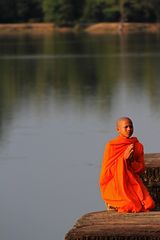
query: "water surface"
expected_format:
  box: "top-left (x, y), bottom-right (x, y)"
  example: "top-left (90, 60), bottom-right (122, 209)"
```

top-left (0, 32), bottom-right (160, 240)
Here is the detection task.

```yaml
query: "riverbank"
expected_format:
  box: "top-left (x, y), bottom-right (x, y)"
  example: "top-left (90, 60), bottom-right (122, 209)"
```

top-left (0, 22), bottom-right (160, 35)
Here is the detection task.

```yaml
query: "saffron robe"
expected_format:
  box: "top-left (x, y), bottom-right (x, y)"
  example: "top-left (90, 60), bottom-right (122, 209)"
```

top-left (99, 135), bottom-right (155, 213)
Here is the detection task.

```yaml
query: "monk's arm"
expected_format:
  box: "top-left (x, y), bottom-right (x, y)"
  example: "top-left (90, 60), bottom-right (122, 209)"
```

top-left (131, 144), bottom-right (145, 174)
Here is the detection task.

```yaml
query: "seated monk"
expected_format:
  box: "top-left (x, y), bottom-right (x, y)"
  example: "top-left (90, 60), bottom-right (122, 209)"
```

top-left (99, 117), bottom-right (155, 213)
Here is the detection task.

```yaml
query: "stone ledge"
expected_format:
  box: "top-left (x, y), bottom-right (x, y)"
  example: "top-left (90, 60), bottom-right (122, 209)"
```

top-left (65, 153), bottom-right (160, 240)
top-left (65, 211), bottom-right (160, 239)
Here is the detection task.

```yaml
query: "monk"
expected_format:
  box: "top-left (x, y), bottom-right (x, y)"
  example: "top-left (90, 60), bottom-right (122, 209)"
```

top-left (99, 117), bottom-right (155, 213)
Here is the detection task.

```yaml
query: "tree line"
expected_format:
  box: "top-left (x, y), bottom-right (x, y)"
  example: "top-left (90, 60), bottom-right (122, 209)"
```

top-left (1, 0), bottom-right (160, 26)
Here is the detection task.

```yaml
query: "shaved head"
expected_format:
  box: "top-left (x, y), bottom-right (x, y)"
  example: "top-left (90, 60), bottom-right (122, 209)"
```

top-left (116, 117), bottom-right (134, 138)
top-left (116, 117), bottom-right (133, 128)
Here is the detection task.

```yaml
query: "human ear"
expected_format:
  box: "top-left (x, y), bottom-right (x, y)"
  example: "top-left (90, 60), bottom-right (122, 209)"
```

top-left (116, 126), bottom-right (120, 133)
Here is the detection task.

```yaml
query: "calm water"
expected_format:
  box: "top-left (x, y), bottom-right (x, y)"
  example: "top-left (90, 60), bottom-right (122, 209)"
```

top-left (0, 32), bottom-right (160, 240)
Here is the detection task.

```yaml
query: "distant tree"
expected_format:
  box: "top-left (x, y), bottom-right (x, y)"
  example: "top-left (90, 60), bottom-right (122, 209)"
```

top-left (82, 0), bottom-right (107, 22)
top-left (124, 0), bottom-right (156, 22)
top-left (73, 0), bottom-right (86, 21)
top-left (42, 0), bottom-right (59, 22)
top-left (119, 0), bottom-right (125, 22)
top-left (0, 0), bottom-right (159, 24)
top-left (151, 0), bottom-right (160, 22)
top-left (28, 0), bottom-right (43, 22)
top-left (82, 0), bottom-right (120, 23)
top-left (0, 0), bottom-right (43, 23)
top-left (0, 0), bottom-right (17, 23)
top-left (55, 0), bottom-right (76, 26)
top-left (43, 0), bottom-right (85, 26)
top-left (16, 0), bottom-right (43, 22)
top-left (103, 0), bottom-right (120, 22)
top-left (16, 0), bottom-right (33, 22)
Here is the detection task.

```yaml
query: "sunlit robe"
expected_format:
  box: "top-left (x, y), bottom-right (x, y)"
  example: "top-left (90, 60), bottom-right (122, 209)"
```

top-left (99, 135), bottom-right (155, 213)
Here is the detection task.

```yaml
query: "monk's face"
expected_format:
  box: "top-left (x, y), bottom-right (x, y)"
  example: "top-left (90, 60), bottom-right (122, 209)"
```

top-left (117, 119), bottom-right (133, 138)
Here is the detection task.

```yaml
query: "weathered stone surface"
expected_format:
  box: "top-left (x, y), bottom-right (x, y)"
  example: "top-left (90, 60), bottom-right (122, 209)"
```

top-left (65, 211), bottom-right (160, 240)
top-left (142, 153), bottom-right (160, 210)
top-left (65, 153), bottom-right (160, 240)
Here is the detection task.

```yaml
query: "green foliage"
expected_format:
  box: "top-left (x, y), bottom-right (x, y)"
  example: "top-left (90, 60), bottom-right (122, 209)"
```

top-left (0, 0), bottom-right (17, 23)
top-left (151, 0), bottom-right (160, 22)
top-left (52, 0), bottom-right (76, 26)
top-left (0, 0), bottom-right (160, 24)
top-left (42, 0), bottom-right (59, 22)
top-left (42, 0), bottom-right (82, 25)
top-left (0, 0), bottom-right (43, 23)
top-left (82, 0), bottom-right (120, 23)
top-left (124, 0), bottom-right (156, 22)
top-left (82, 1), bottom-right (106, 22)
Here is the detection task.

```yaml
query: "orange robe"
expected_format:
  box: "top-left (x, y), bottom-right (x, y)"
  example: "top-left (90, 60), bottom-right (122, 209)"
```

top-left (99, 135), bottom-right (155, 213)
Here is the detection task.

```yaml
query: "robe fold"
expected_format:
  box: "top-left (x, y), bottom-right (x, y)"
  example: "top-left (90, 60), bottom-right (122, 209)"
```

top-left (99, 135), bottom-right (155, 213)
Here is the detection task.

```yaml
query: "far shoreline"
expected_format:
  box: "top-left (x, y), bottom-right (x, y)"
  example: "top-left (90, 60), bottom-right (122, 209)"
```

top-left (0, 22), bottom-right (160, 35)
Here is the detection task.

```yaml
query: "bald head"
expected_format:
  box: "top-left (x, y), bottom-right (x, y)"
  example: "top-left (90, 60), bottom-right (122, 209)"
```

top-left (116, 117), bottom-right (133, 129)
top-left (116, 117), bottom-right (134, 138)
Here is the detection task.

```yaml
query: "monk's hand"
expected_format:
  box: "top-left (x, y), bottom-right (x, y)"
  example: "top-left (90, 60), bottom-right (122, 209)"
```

top-left (123, 144), bottom-right (134, 163)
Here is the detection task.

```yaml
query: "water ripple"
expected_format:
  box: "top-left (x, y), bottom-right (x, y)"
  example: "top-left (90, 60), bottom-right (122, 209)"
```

top-left (0, 52), bottom-right (160, 60)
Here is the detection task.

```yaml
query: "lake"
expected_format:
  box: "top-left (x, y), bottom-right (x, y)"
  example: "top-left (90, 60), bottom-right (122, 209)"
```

top-left (0, 32), bottom-right (160, 240)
